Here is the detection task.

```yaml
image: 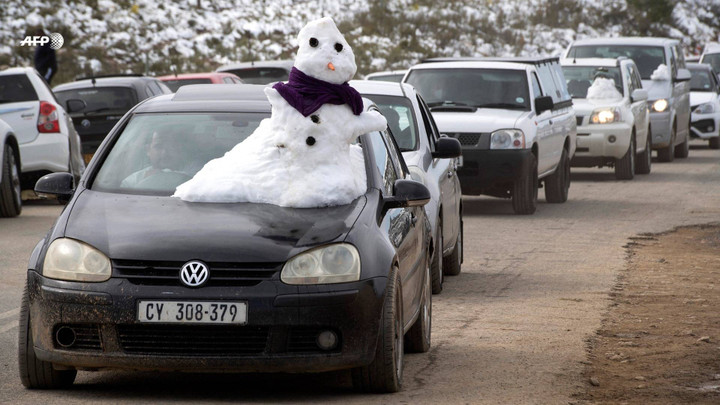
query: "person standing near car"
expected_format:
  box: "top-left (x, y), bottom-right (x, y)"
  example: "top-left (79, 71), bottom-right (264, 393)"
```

top-left (33, 29), bottom-right (57, 85)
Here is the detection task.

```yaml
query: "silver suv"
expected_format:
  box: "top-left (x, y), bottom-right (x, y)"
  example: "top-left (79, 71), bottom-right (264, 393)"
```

top-left (565, 38), bottom-right (692, 162)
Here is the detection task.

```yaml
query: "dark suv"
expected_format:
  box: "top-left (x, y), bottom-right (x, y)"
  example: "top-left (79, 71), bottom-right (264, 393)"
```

top-left (53, 75), bottom-right (172, 161)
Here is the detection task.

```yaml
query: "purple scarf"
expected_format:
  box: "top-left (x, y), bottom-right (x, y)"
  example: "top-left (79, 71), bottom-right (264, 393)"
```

top-left (272, 67), bottom-right (363, 116)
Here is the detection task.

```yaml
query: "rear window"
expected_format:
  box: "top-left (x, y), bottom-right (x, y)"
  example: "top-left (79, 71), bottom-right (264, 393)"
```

top-left (567, 45), bottom-right (666, 80)
top-left (406, 68), bottom-right (530, 111)
top-left (55, 87), bottom-right (137, 115)
top-left (92, 112), bottom-right (269, 195)
top-left (162, 78), bottom-right (213, 92)
top-left (0, 74), bottom-right (38, 104)
top-left (367, 74), bottom-right (404, 83)
top-left (224, 68), bottom-right (289, 84)
top-left (562, 66), bottom-right (623, 98)
top-left (701, 53), bottom-right (720, 74)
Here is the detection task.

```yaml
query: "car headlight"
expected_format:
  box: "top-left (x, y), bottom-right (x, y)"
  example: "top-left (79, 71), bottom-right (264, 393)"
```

top-left (590, 107), bottom-right (621, 124)
top-left (490, 129), bottom-right (525, 149)
top-left (281, 243), bottom-right (361, 285)
top-left (695, 102), bottom-right (716, 114)
top-left (43, 238), bottom-right (111, 282)
top-left (651, 99), bottom-right (669, 112)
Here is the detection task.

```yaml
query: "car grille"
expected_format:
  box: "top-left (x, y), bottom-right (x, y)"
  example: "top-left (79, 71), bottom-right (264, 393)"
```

top-left (576, 116), bottom-right (584, 126)
top-left (53, 324), bottom-right (102, 351)
top-left (112, 259), bottom-right (281, 287)
top-left (451, 133), bottom-right (483, 146)
top-left (117, 324), bottom-right (269, 356)
top-left (287, 327), bottom-right (341, 353)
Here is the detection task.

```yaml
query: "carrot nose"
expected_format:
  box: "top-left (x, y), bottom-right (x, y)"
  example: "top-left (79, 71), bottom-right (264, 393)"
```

top-left (327, 62), bottom-right (335, 71)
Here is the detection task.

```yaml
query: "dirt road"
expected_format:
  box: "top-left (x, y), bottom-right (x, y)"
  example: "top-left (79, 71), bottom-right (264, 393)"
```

top-left (0, 143), bottom-right (718, 404)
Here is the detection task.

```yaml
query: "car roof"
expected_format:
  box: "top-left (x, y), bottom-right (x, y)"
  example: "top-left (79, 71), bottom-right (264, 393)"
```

top-left (409, 60), bottom-right (529, 71)
top-left (349, 80), bottom-right (415, 97)
top-left (53, 75), bottom-right (159, 91)
top-left (134, 84), bottom-right (272, 114)
top-left (703, 43), bottom-right (720, 54)
top-left (560, 58), bottom-right (631, 68)
top-left (0, 67), bottom-right (36, 76)
top-left (570, 37), bottom-right (677, 47)
top-left (687, 63), bottom-right (714, 71)
top-left (156, 72), bottom-right (240, 81)
top-left (365, 70), bottom-right (407, 78)
top-left (422, 56), bottom-right (559, 65)
top-left (217, 60), bottom-right (294, 72)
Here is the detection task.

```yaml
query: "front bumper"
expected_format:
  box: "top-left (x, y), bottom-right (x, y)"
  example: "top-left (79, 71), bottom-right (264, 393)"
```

top-left (457, 148), bottom-right (533, 196)
top-left (649, 111), bottom-right (672, 148)
top-left (572, 123), bottom-right (633, 165)
top-left (27, 270), bottom-right (386, 373)
top-left (690, 111), bottom-right (720, 139)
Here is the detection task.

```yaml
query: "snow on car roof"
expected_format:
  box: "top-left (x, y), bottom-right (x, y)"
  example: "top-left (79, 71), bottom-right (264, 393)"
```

top-left (570, 37), bottom-right (678, 47)
top-left (409, 60), bottom-right (529, 71)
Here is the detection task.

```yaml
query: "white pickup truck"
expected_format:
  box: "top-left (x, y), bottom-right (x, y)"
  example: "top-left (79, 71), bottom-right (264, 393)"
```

top-left (404, 57), bottom-right (577, 214)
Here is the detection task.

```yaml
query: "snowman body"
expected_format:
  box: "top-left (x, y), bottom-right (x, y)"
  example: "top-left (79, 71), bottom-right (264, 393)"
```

top-left (173, 17), bottom-right (387, 208)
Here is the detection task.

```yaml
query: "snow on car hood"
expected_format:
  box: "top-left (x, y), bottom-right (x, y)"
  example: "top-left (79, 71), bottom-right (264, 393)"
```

top-left (642, 79), bottom-right (672, 101)
top-left (571, 98), bottom-right (622, 115)
top-left (430, 109), bottom-right (530, 134)
top-left (690, 92), bottom-right (719, 107)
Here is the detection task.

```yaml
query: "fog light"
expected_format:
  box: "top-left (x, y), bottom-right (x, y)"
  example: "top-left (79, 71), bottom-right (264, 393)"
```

top-left (55, 326), bottom-right (77, 348)
top-left (316, 330), bottom-right (338, 350)
top-left (608, 135), bottom-right (617, 143)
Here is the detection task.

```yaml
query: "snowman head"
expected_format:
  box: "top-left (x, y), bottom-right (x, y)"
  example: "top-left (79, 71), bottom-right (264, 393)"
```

top-left (295, 17), bottom-right (356, 85)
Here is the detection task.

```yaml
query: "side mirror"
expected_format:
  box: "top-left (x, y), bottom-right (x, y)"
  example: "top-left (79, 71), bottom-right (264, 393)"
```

top-left (35, 172), bottom-right (74, 202)
top-left (384, 179), bottom-right (431, 209)
top-left (674, 68), bottom-right (691, 83)
top-left (432, 137), bottom-right (462, 159)
top-left (534, 96), bottom-right (554, 114)
top-left (65, 99), bottom-right (87, 113)
top-left (631, 89), bottom-right (648, 102)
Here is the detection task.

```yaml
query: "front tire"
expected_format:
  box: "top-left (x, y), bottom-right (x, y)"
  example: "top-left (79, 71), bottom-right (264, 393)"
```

top-left (406, 255), bottom-right (431, 353)
top-left (674, 127), bottom-right (689, 158)
top-left (430, 223), bottom-right (443, 294)
top-left (636, 131), bottom-right (652, 175)
top-left (615, 135), bottom-right (635, 180)
top-left (544, 147), bottom-right (570, 203)
top-left (512, 153), bottom-right (538, 215)
top-left (0, 143), bottom-right (22, 217)
top-left (352, 267), bottom-right (403, 393)
top-left (657, 126), bottom-right (675, 162)
top-left (443, 220), bottom-right (462, 276)
top-left (18, 282), bottom-right (77, 389)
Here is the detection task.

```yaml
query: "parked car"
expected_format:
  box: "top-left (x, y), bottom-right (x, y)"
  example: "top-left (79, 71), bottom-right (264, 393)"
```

top-left (20, 84), bottom-right (433, 393)
top-left (157, 72), bottom-right (243, 92)
top-left (687, 63), bottom-right (720, 149)
top-left (700, 43), bottom-right (720, 76)
top-left (365, 70), bottom-right (408, 83)
top-left (561, 57), bottom-right (652, 179)
top-left (216, 60), bottom-right (294, 84)
top-left (0, 67), bottom-right (84, 198)
top-left (405, 57), bottom-right (576, 215)
top-left (0, 118), bottom-right (21, 216)
top-left (564, 37), bottom-right (692, 162)
top-left (351, 80), bottom-right (463, 294)
top-left (53, 74), bottom-right (172, 161)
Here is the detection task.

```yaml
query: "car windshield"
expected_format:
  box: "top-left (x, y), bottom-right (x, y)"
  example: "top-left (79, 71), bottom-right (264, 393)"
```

top-left (225, 68), bottom-right (289, 84)
top-left (568, 45), bottom-right (666, 80)
top-left (55, 87), bottom-right (136, 114)
top-left (700, 53), bottom-right (720, 74)
top-left (562, 66), bottom-right (624, 98)
top-left (363, 94), bottom-right (418, 151)
top-left (162, 78), bottom-right (213, 92)
top-left (689, 68), bottom-right (714, 92)
top-left (367, 74), bottom-right (404, 83)
top-left (406, 68), bottom-right (530, 110)
top-left (92, 112), bottom-right (269, 195)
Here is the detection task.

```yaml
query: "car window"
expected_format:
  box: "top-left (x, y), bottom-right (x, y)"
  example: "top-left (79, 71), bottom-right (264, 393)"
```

top-left (701, 53), bottom-right (720, 73)
top-left (568, 45), bottom-right (666, 80)
top-left (223, 77), bottom-right (234, 84)
top-left (406, 68), bottom-right (531, 110)
top-left (368, 131), bottom-right (398, 196)
top-left (54, 87), bottom-right (136, 114)
top-left (367, 74), bottom-right (404, 83)
top-left (162, 78), bottom-right (213, 92)
top-left (669, 46), bottom-right (679, 78)
top-left (531, 73), bottom-right (543, 98)
top-left (689, 68), bottom-right (715, 92)
top-left (225, 68), bottom-right (289, 85)
top-left (0, 74), bottom-right (38, 104)
top-left (624, 65), bottom-right (636, 93)
top-left (630, 64), bottom-right (643, 91)
top-left (366, 94), bottom-right (418, 152)
top-left (416, 95), bottom-right (439, 151)
top-left (562, 66), bottom-right (623, 98)
top-left (92, 112), bottom-right (269, 195)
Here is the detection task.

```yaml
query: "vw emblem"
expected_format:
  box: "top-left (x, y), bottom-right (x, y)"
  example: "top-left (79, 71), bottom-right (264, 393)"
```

top-left (81, 119), bottom-right (90, 128)
top-left (180, 261), bottom-right (209, 287)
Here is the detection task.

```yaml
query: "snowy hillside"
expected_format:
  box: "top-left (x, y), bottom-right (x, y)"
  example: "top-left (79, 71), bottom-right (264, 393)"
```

top-left (1, 0), bottom-right (718, 85)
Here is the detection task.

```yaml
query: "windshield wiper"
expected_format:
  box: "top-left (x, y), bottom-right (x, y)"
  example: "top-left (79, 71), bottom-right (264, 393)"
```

top-left (427, 101), bottom-right (470, 108)
top-left (83, 107), bottom-right (111, 115)
top-left (475, 103), bottom-right (526, 109)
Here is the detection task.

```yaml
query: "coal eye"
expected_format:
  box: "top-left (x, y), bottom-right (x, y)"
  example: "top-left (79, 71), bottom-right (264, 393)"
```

top-left (306, 136), bottom-right (316, 146)
top-left (334, 43), bottom-right (343, 52)
top-left (309, 37), bottom-right (319, 47)
top-left (310, 115), bottom-right (320, 124)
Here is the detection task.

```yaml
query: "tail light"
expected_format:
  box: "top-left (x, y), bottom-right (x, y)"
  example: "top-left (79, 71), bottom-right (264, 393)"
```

top-left (37, 101), bottom-right (60, 133)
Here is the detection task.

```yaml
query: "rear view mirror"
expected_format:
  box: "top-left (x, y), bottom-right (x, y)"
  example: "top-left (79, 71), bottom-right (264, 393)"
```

top-left (534, 96), bottom-right (554, 114)
top-left (35, 172), bottom-right (74, 202)
top-left (65, 99), bottom-right (87, 113)
top-left (674, 68), bottom-right (691, 83)
top-left (432, 137), bottom-right (462, 159)
top-left (384, 179), bottom-right (431, 209)
top-left (631, 89), bottom-right (648, 102)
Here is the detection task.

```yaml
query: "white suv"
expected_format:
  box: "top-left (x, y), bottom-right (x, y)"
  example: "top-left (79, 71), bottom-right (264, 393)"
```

top-left (0, 68), bottom-right (84, 205)
top-left (561, 58), bottom-right (652, 179)
top-left (404, 57), bottom-right (576, 215)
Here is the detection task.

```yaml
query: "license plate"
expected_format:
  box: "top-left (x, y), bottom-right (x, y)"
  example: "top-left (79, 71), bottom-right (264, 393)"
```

top-left (137, 301), bottom-right (247, 324)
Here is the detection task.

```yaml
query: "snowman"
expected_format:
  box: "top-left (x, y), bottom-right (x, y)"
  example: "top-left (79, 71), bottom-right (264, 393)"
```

top-left (173, 17), bottom-right (387, 207)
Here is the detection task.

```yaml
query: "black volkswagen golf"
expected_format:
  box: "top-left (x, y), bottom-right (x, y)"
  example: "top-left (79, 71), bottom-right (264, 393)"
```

top-left (19, 85), bottom-right (433, 393)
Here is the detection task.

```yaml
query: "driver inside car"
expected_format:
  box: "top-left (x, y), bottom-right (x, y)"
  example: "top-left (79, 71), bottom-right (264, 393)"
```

top-left (120, 130), bottom-right (193, 188)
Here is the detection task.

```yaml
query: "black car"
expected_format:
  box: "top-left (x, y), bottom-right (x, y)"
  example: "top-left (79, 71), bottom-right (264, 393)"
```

top-left (20, 85), bottom-right (433, 393)
top-left (53, 74), bottom-right (172, 161)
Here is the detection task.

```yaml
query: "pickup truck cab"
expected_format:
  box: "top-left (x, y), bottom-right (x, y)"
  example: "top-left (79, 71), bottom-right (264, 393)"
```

top-left (404, 57), bottom-right (576, 214)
